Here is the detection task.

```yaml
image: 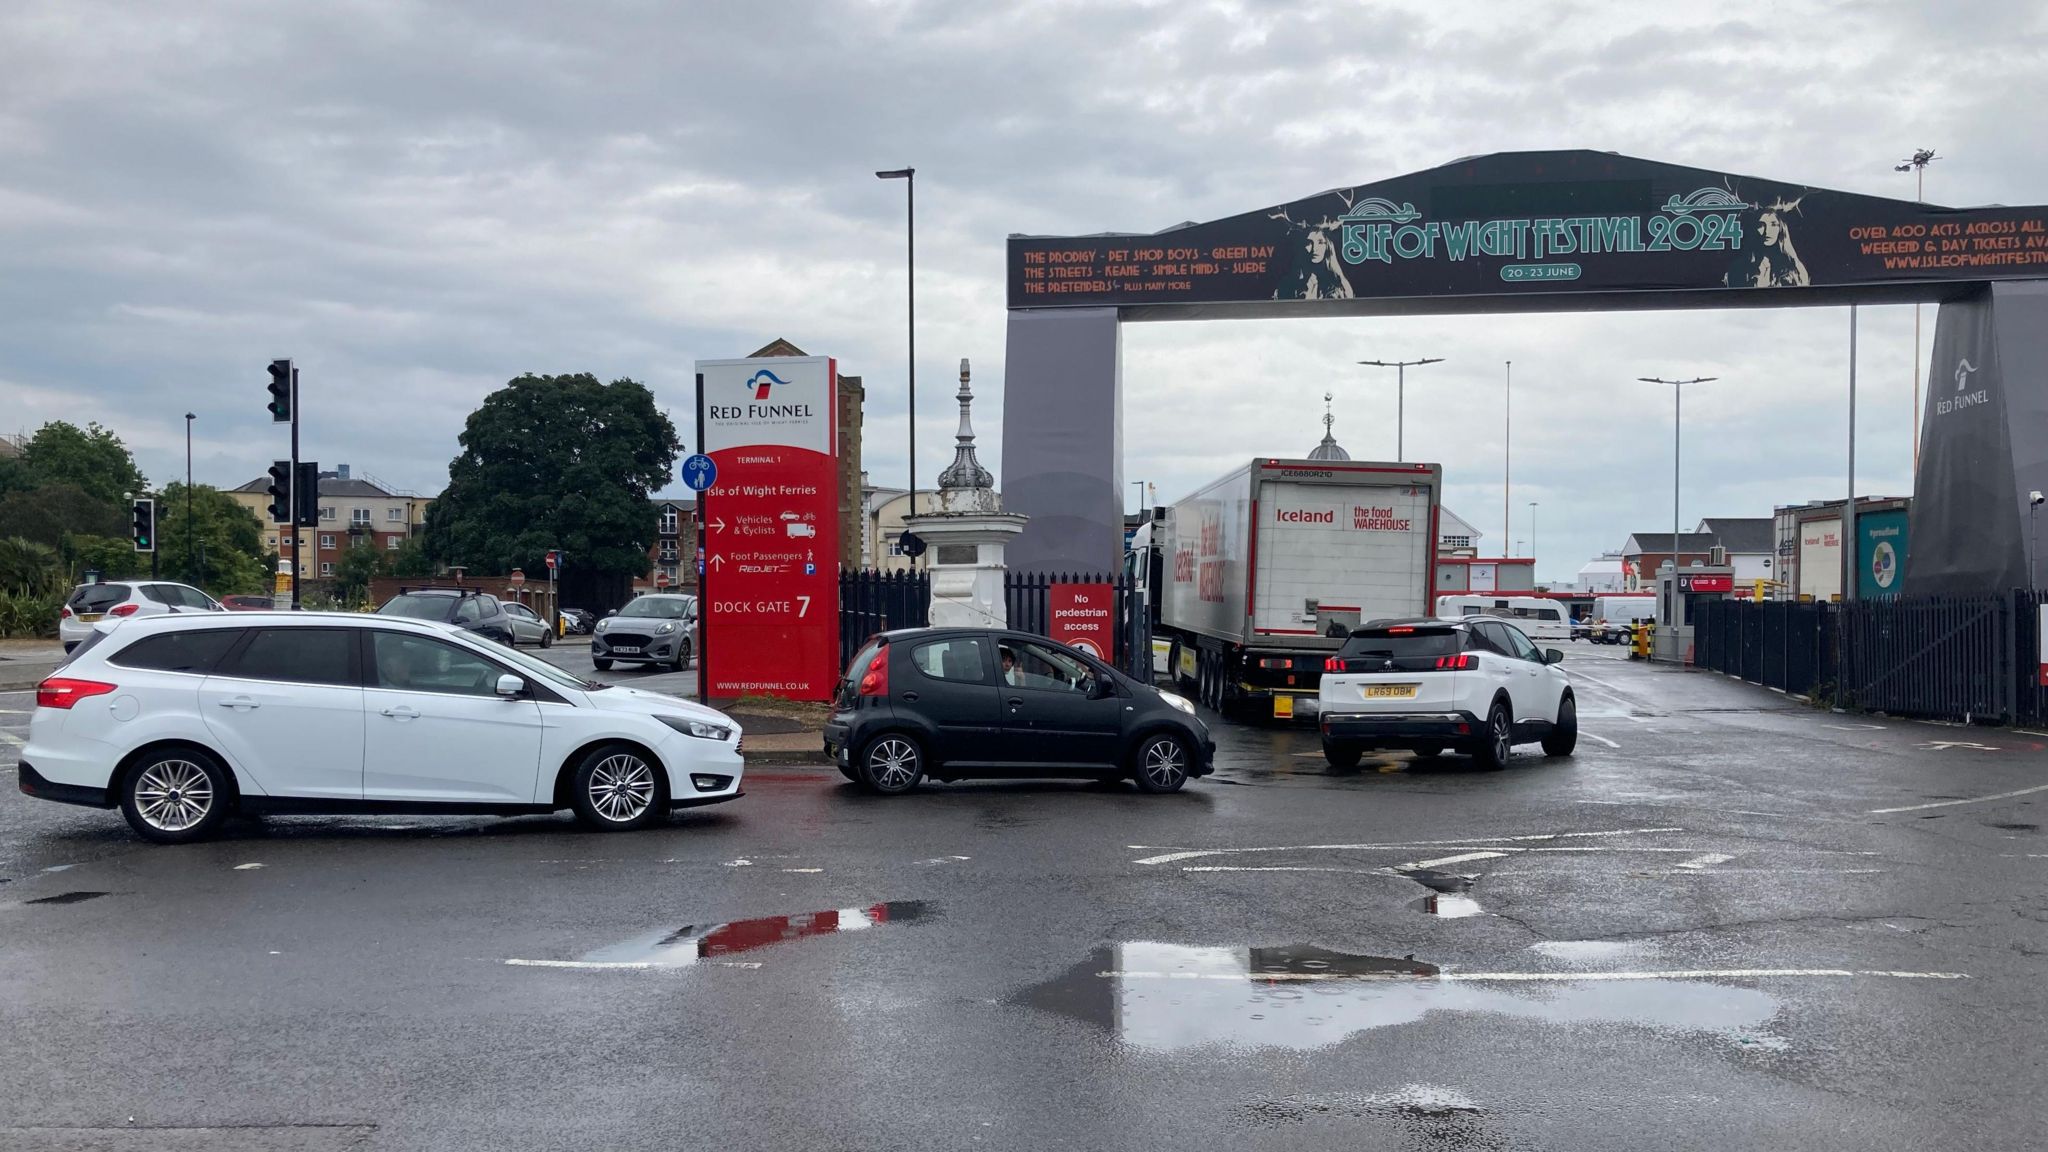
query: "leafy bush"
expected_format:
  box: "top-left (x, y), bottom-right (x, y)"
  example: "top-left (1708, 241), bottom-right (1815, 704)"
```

top-left (0, 590), bottom-right (62, 638)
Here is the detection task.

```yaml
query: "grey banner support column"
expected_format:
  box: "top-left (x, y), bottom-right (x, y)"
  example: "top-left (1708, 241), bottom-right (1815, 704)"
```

top-left (1000, 307), bottom-right (1124, 572)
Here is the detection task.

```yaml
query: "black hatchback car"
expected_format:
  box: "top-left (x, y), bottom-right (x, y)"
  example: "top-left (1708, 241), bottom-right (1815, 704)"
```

top-left (375, 589), bottom-right (515, 646)
top-left (823, 627), bottom-right (1215, 795)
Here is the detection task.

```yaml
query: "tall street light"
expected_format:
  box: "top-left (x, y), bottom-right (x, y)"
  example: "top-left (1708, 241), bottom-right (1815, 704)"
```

top-left (1528, 500), bottom-right (1539, 563)
top-left (184, 412), bottom-right (196, 584)
top-left (1895, 148), bottom-right (1938, 471)
top-left (1357, 357), bottom-right (1443, 462)
top-left (1503, 360), bottom-right (1512, 553)
top-left (876, 167), bottom-right (916, 520)
top-left (1639, 376), bottom-right (1718, 577)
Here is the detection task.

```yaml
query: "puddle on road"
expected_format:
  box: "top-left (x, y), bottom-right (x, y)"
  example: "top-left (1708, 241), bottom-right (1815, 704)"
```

top-left (1530, 940), bottom-right (1649, 964)
top-left (1412, 893), bottom-right (1485, 918)
top-left (25, 891), bottom-right (108, 906)
top-left (1988, 822), bottom-right (2040, 832)
top-left (582, 901), bottom-right (932, 968)
top-left (1014, 942), bottom-right (1781, 1053)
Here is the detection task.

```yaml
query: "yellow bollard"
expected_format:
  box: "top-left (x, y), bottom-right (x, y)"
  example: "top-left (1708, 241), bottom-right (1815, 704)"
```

top-left (1631, 622), bottom-right (1650, 660)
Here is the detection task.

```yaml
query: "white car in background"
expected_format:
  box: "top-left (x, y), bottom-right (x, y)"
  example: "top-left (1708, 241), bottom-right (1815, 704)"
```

top-left (20, 612), bottom-right (744, 843)
top-left (1316, 617), bottom-right (1576, 770)
top-left (58, 580), bottom-right (223, 652)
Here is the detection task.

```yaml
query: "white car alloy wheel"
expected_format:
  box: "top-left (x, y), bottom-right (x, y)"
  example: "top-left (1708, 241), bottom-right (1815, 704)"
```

top-left (135, 758), bottom-right (214, 832)
top-left (862, 735), bottom-right (922, 795)
top-left (1134, 734), bottom-right (1189, 794)
top-left (589, 753), bottom-right (655, 823)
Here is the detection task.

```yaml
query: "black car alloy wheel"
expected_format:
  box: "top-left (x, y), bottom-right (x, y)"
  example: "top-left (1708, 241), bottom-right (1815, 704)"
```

top-left (1133, 733), bottom-right (1190, 793)
top-left (861, 734), bottom-right (923, 795)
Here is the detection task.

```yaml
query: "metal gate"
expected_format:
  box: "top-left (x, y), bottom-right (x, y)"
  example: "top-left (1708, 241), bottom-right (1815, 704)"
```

top-left (838, 569), bottom-right (929, 668)
top-left (1004, 571), bottom-right (1150, 680)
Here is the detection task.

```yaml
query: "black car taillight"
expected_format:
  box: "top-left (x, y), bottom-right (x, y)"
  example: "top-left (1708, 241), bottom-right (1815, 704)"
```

top-left (857, 649), bottom-right (889, 696)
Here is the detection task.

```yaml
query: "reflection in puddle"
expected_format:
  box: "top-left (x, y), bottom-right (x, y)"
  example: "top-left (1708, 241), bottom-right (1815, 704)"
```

top-left (1015, 942), bottom-right (1781, 1053)
top-left (1413, 893), bottom-right (1484, 918)
top-left (1531, 939), bottom-right (1649, 964)
top-left (582, 901), bottom-right (931, 967)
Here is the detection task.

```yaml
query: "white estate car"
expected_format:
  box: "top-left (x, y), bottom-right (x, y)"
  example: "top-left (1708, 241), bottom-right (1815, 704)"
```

top-left (20, 612), bottom-right (744, 843)
top-left (1316, 617), bottom-right (1576, 770)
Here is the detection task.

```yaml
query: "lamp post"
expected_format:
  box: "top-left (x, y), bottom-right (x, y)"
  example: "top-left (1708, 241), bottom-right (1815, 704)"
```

top-left (1504, 361), bottom-right (1512, 554)
top-left (1528, 500), bottom-right (1538, 562)
top-left (1356, 357), bottom-right (1443, 462)
top-left (1639, 376), bottom-right (1718, 577)
top-left (1894, 148), bottom-right (1938, 471)
top-left (876, 167), bottom-right (916, 531)
top-left (184, 412), bottom-right (196, 584)
top-left (1131, 480), bottom-right (1147, 516)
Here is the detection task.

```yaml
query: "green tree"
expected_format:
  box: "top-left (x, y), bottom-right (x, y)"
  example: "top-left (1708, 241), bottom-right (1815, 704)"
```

top-left (386, 534), bottom-right (437, 578)
top-left (0, 537), bottom-right (63, 595)
top-left (155, 483), bottom-right (274, 596)
top-left (70, 535), bottom-right (147, 582)
top-left (426, 374), bottom-right (680, 583)
top-left (332, 538), bottom-right (387, 608)
top-left (19, 421), bottom-right (147, 507)
top-left (0, 482), bottom-right (128, 547)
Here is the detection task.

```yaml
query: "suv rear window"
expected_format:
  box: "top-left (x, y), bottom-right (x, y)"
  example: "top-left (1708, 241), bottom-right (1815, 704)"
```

top-left (68, 585), bottom-right (132, 613)
top-left (378, 594), bottom-right (457, 622)
top-left (1338, 627), bottom-right (1463, 660)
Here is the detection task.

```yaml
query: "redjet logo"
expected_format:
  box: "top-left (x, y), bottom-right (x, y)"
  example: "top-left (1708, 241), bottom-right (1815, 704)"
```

top-left (1276, 506), bottom-right (1334, 524)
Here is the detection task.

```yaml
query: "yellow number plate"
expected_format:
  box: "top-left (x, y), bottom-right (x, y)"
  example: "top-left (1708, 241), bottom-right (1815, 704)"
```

top-left (77, 613), bottom-right (104, 622)
top-left (1272, 695), bottom-right (1294, 719)
top-left (1364, 684), bottom-right (1419, 699)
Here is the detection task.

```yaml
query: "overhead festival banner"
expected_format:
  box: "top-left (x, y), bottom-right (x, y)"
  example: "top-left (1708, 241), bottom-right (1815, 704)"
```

top-left (1008, 150), bottom-right (2048, 313)
top-left (696, 356), bottom-right (841, 702)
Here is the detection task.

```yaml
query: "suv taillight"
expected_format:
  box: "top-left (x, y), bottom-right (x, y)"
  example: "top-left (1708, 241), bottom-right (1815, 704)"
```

top-left (37, 677), bottom-right (117, 709)
top-left (1433, 654), bottom-right (1474, 670)
top-left (1324, 656), bottom-right (1344, 672)
top-left (108, 603), bottom-right (140, 617)
top-left (857, 649), bottom-right (889, 697)
top-left (60, 605), bottom-right (73, 619)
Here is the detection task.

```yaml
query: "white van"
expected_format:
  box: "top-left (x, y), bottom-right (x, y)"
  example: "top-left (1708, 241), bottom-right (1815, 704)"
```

top-left (1434, 594), bottom-right (1573, 643)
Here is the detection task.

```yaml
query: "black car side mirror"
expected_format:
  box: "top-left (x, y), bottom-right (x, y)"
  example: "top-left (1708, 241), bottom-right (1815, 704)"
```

top-left (1086, 676), bottom-right (1114, 699)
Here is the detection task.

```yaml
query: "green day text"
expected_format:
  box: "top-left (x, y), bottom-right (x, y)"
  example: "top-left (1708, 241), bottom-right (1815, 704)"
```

top-left (1340, 213), bottom-right (1743, 265)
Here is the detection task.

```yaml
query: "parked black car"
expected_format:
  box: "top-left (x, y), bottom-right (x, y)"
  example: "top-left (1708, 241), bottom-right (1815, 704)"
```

top-left (375, 588), bottom-right (516, 645)
top-left (823, 627), bottom-right (1215, 795)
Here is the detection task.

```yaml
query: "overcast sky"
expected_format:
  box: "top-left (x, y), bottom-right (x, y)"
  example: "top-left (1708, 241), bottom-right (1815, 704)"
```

top-left (3, 1), bottom-right (2043, 580)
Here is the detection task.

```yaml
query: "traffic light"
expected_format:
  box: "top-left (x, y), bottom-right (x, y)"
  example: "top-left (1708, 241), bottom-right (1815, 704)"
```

top-left (295, 461), bottom-right (320, 528)
top-left (267, 359), bottom-right (293, 423)
top-left (266, 460), bottom-right (292, 525)
top-left (131, 498), bottom-right (156, 553)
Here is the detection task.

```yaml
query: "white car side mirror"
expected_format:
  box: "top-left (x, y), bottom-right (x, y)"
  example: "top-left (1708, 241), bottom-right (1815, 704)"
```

top-left (495, 674), bottom-right (526, 697)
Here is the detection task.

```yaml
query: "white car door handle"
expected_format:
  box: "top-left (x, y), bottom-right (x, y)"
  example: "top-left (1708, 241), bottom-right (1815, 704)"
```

top-left (217, 697), bottom-right (259, 710)
top-left (381, 706), bottom-right (420, 720)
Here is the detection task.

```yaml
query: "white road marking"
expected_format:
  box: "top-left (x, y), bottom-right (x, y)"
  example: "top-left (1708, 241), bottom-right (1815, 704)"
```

top-left (1675, 852), bottom-right (1734, 870)
top-left (781, 868), bottom-right (823, 874)
top-left (0, 731), bottom-right (23, 748)
top-left (1132, 827), bottom-right (1683, 866)
top-left (1824, 722), bottom-right (1885, 731)
top-left (1870, 782), bottom-right (2048, 814)
top-left (723, 858), bottom-right (752, 867)
top-left (505, 958), bottom-right (762, 970)
top-left (1396, 851), bottom-right (1510, 870)
top-left (1655, 868), bottom-right (1886, 875)
top-left (917, 855), bottom-right (972, 865)
top-left (1915, 740), bottom-right (2000, 752)
top-left (1184, 866), bottom-right (1390, 874)
top-left (1582, 731), bottom-right (1621, 749)
top-left (1567, 670), bottom-right (1628, 693)
top-left (1095, 968), bottom-right (1969, 983)
top-left (233, 863), bottom-right (265, 871)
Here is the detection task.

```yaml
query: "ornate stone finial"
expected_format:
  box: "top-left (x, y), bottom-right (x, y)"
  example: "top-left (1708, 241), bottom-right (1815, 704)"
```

top-left (1309, 390), bottom-right (1350, 461)
top-left (938, 357), bottom-right (994, 491)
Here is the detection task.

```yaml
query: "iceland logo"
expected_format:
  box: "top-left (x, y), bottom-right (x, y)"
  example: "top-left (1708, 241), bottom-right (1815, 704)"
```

top-left (747, 368), bottom-right (791, 401)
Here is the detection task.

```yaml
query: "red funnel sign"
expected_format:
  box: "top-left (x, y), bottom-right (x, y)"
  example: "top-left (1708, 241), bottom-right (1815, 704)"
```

top-left (697, 356), bottom-right (841, 701)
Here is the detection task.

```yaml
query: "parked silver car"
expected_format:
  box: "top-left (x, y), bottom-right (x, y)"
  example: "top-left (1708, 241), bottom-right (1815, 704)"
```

top-left (502, 601), bottom-right (556, 648)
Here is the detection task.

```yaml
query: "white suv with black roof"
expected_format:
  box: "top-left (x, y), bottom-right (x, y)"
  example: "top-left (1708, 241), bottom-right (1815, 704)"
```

top-left (59, 580), bottom-right (224, 651)
top-left (1316, 617), bottom-right (1576, 770)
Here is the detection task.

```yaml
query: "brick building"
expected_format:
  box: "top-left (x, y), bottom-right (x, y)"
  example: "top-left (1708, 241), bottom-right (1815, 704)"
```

top-left (227, 464), bottom-right (431, 580)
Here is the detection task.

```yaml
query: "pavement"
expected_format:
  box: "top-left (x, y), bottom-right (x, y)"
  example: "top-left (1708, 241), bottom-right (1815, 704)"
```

top-left (4, 644), bottom-right (2048, 1150)
top-left (0, 639), bottom-right (65, 691)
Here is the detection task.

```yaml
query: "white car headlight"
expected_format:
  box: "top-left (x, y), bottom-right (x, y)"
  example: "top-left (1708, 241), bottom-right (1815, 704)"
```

top-left (656, 621), bottom-right (677, 634)
top-left (1157, 690), bottom-right (1196, 715)
top-left (595, 618), bottom-right (610, 632)
top-left (658, 715), bottom-right (734, 741)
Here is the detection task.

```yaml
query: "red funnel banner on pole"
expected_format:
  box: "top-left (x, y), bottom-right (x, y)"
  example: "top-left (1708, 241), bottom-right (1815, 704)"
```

top-left (697, 356), bottom-right (841, 701)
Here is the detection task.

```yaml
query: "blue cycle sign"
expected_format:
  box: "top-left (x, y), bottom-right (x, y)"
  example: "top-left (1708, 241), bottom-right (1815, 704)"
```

top-left (682, 454), bottom-right (718, 492)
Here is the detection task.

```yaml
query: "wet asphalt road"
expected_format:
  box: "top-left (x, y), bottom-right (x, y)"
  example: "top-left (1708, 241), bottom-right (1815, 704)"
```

top-left (4, 647), bottom-right (2047, 1150)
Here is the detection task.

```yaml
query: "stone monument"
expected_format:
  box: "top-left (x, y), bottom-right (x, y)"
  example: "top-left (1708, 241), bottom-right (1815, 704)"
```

top-left (902, 358), bottom-right (1028, 627)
